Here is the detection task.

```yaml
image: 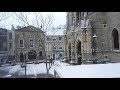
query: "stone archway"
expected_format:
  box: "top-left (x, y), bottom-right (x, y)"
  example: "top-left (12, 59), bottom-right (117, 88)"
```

top-left (76, 40), bottom-right (82, 65)
top-left (28, 50), bottom-right (36, 61)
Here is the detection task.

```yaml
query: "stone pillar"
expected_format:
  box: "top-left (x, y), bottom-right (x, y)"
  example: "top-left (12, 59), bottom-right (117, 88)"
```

top-left (71, 32), bottom-right (76, 64)
top-left (71, 42), bottom-right (75, 64)
top-left (64, 35), bottom-right (67, 57)
top-left (36, 51), bottom-right (39, 60)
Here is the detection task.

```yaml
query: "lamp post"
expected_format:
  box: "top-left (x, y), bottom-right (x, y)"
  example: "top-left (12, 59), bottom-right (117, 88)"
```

top-left (92, 33), bottom-right (98, 64)
top-left (24, 52), bottom-right (27, 78)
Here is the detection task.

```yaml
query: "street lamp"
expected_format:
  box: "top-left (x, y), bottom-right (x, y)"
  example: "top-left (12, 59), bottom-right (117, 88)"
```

top-left (24, 52), bottom-right (27, 78)
top-left (92, 33), bottom-right (98, 64)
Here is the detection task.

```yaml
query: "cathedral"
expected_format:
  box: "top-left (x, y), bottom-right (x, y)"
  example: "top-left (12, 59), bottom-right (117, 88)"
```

top-left (64, 12), bottom-right (120, 64)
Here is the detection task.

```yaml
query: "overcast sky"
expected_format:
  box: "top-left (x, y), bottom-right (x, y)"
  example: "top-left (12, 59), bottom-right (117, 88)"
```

top-left (53, 12), bottom-right (66, 27)
top-left (0, 12), bottom-right (66, 31)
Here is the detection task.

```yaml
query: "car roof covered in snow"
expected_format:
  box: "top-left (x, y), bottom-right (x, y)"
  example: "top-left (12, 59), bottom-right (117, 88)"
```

top-left (54, 63), bottom-right (120, 78)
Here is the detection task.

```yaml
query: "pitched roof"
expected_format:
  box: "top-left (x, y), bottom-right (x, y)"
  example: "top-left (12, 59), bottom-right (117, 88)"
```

top-left (15, 25), bottom-right (44, 33)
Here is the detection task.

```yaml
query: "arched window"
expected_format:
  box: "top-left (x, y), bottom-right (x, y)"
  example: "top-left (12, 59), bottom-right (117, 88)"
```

top-left (76, 12), bottom-right (80, 23)
top-left (112, 29), bottom-right (119, 50)
top-left (39, 51), bottom-right (42, 56)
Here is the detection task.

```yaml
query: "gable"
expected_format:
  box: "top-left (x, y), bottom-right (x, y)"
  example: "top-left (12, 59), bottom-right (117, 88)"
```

top-left (15, 26), bottom-right (44, 33)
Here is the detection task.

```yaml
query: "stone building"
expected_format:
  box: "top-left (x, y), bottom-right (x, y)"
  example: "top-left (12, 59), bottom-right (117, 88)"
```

top-left (0, 28), bottom-right (8, 63)
top-left (14, 26), bottom-right (45, 62)
top-left (65, 12), bottom-right (120, 64)
top-left (7, 25), bottom-right (15, 61)
top-left (46, 35), bottom-right (64, 60)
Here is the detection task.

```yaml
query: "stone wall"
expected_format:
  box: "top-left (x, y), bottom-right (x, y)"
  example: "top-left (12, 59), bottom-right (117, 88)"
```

top-left (15, 27), bottom-right (45, 62)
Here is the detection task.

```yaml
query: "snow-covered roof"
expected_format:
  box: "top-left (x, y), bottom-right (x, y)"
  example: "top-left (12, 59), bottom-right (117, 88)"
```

top-left (55, 63), bottom-right (120, 78)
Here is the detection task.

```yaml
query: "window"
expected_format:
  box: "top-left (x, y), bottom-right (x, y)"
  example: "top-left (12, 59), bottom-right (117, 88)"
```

top-left (59, 37), bottom-right (62, 40)
top-left (30, 40), bottom-right (33, 47)
top-left (47, 37), bottom-right (50, 41)
top-left (53, 47), bottom-right (56, 49)
top-left (39, 51), bottom-right (42, 56)
top-left (47, 44), bottom-right (51, 50)
top-left (9, 33), bottom-right (12, 39)
top-left (47, 55), bottom-right (50, 58)
top-left (9, 43), bottom-right (12, 49)
top-left (112, 29), bottom-right (119, 50)
top-left (53, 39), bottom-right (56, 41)
top-left (59, 47), bottom-right (62, 49)
top-left (39, 40), bottom-right (42, 47)
top-left (59, 54), bottom-right (62, 57)
top-left (105, 56), bottom-right (108, 59)
top-left (20, 40), bottom-right (24, 47)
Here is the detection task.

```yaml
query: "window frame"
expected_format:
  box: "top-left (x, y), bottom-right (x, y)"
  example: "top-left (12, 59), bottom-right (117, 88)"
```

top-left (30, 40), bottom-right (34, 48)
top-left (20, 39), bottom-right (24, 48)
top-left (9, 32), bottom-right (12, 40)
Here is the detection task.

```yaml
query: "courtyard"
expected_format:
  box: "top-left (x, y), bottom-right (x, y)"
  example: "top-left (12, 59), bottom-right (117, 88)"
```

top-left (0, 60), bottom-right (70, 78)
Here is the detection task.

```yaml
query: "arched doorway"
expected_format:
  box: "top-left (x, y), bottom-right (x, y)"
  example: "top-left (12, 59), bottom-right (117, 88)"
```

top-left (20, 53), bottom-right (24, 62)
top-left (39, 51), bottom-right (43, 60)
top-left (77, 41), bottom-right (82, 65)
top-left (68, 43), bottom-right (71, 62)
top-left (28, 50), bottom-right (36, 61)
top-left (112, 29), bottom-right (119, 50)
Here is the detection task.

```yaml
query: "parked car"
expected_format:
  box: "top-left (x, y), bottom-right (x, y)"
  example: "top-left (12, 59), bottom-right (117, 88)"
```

top-left (60, 57), bottom-right (66, 62)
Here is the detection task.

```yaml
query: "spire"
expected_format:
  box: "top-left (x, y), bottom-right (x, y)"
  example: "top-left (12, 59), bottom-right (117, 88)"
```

top-left (11, 24), bottom-right (15, 30)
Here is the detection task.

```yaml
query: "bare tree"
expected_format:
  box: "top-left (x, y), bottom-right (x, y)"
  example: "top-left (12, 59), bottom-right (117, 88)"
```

top-left (0, 12), bottom-right (12, 22)
top-left (14, 12), bottom-right (55, 77)
top-left (13, 12), bottom-right (31, 26)
top-left (0, 12), bottom-right (13, 28)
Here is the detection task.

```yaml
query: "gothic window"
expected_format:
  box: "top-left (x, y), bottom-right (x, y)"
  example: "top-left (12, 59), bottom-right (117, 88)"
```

top-left (112, 29), bottom-right (119, 50)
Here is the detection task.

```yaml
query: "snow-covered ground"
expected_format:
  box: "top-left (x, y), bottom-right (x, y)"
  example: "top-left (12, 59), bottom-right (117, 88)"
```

top-left (2, 60), bottom-right (120, 78)
top-left (0, 60), bottom-right (70, 78)
top-left (55, 63), bottom-right (120, 78)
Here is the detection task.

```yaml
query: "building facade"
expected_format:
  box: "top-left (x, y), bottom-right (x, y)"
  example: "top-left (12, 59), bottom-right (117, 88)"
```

top-left (14, 26), bottom-right (45, 62)
top-left (0, 28), bottom-right (8, 63)
top-left (7, 26), bottom-right (15, 61)
top-left (46, 35), bottom-right (65, 60)
top-left (65, 12), bottom-right (120, 64)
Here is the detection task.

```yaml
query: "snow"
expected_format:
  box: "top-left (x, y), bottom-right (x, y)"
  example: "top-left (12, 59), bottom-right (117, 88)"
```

top-left (3, 75), bottom-right (12, 78)
top-left (19, 63), bottom-right (47, 76)
top-left (0, 60), bottom-right (70, 77)
top-left (55, 63), bottom-right (120, 78)
top-left (2, 60), bottom-right (120, 78)
top-left (49, 60), bottom-right (70, 75)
